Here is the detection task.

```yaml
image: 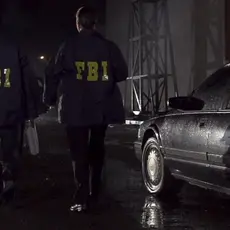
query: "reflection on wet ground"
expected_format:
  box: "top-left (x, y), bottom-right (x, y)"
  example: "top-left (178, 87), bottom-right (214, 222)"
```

top-left (105, 127), bottom-right (230, 230)
top-left (1, 111), bottom-right (230, 229)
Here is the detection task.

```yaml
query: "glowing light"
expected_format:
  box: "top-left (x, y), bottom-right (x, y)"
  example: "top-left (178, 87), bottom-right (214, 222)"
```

top-left (39, 56), bottom-right (45, 60)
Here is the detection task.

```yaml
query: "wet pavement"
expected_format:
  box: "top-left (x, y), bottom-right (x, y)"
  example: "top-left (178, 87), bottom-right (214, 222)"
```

top-left (1, 110), bottom-right (230, 229)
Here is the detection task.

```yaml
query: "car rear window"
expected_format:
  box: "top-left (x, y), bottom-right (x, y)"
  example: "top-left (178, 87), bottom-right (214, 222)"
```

top-left (192, 67), bottom-right (230, 96)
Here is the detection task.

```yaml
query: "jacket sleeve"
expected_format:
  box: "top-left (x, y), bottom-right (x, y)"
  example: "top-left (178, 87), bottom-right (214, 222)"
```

top-left (19, 49), bottom-right (40, 120)
top-left (110, 42), bottom-right (128, 83)
top-left (43, 42), bottom-right (66, 106)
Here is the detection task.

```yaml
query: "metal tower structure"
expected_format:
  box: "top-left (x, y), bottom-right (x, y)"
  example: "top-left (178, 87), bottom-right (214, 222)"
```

top-left (124, 0), bottom-right (178, 123)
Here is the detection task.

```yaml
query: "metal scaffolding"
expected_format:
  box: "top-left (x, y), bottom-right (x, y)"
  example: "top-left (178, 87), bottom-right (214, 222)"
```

top-left (124, 0), bottom-right (178, 123)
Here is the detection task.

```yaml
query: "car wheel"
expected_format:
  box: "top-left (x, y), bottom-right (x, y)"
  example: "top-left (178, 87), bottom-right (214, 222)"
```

top-left (142, 136), bottom-right (183, 195)
top-left (142, 137), bottom-right (164, 194)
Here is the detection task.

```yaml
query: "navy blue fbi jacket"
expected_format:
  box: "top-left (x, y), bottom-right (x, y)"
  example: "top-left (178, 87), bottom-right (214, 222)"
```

top-left (0, 30), bottom-right (40, 127)
top-left (44, 30), bottom-right (128, 126)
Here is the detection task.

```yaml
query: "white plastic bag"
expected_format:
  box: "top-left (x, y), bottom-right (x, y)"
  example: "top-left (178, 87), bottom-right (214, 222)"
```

top-left (25, 120), bottom-right (39, 155)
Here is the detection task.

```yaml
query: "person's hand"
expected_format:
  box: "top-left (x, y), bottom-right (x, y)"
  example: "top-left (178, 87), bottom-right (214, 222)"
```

top-left (26, 119), bottom-right (34, 127)
top-left (49, 106), bottom-right (55, 110)
top-left (44, 105), bottom-right (55, 112)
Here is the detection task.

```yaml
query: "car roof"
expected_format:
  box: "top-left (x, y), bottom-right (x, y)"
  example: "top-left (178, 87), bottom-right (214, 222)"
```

top-left (192, 65), bottom-right (230, 110)
top-left (193, 65), bottom-right (230, 94)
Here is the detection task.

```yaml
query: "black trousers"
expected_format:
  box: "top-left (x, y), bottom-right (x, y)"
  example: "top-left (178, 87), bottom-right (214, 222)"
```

top-left (0, 126), bottom-right (19, 181)
top-left (66, 125), bottom-right (107, 203)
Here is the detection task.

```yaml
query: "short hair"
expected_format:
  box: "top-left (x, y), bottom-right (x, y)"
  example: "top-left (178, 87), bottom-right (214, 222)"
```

top-left (76, 6), bottom-right (98, 30)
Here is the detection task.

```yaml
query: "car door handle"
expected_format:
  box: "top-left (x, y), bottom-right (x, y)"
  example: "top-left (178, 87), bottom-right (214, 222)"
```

top-left (199, 122), bottom-right (205, 128)
top-left (199, 119), bottom-right (207, 128)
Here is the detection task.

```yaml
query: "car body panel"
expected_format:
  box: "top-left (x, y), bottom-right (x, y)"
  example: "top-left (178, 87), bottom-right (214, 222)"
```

top-left (134, 64), bottom-right (230, 194)
top-left (134, 141), bottom-right (142, 161)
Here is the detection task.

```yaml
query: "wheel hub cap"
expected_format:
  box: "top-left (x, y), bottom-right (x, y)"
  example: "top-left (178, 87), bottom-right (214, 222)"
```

top-left (147, 150), bottom-right (159, 182)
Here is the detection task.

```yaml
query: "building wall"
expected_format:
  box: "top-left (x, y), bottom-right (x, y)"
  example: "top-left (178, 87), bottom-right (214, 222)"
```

top-left (106, 0), bottom-right (225, 109)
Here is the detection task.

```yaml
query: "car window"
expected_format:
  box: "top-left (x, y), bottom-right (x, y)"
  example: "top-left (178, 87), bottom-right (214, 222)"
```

top-left (222, 90), bottom-right (230, 110)
top-left (193, 68), bottom-right (229, 96)
top-left (226, 100), bottom-right (230, 109)
top-left (192, 66), bottom-right (230, 110)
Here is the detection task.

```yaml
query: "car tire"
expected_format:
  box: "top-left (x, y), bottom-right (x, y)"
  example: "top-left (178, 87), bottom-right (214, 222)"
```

top-left (142, 137), bottom-right (182, 195)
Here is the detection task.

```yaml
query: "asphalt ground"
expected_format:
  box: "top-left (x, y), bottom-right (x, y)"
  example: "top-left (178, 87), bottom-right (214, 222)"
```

top-left (1, 110), bottom-right (230, 229)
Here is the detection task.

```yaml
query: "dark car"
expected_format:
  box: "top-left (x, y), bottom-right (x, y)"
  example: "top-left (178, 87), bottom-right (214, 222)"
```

top-left (134, 64), bottom-right (230, 195)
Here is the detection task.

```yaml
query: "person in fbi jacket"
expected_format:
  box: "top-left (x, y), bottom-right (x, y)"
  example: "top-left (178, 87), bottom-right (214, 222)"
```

top-left (43, 6), bottom-right (128, 212)
top-left (0, 3), bottom-right (41, 204)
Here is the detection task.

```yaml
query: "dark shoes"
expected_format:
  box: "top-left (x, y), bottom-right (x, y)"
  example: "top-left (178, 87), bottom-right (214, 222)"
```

top-left (69, 184), bottom-right (89, 213)
top-left (70, 203), bottom-right (87, 212)
top-left (0, 180), bottom-right (16, 204)
top-left (0, 163), bottom-right (16, 205)
top-left (69, 190), bottom-right (100, 213)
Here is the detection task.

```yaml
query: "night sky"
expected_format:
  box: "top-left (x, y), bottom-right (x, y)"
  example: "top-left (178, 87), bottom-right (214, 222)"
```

top-left (1, 0), bottom-right (106, 77)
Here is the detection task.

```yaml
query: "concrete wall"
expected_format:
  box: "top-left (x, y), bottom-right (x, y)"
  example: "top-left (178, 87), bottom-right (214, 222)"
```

top-left (106, 0), bottom-right (225, 106)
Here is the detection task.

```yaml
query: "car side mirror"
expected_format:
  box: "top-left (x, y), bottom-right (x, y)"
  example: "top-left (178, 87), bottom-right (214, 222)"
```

top-left (168, 96), bottom-right (204, 111)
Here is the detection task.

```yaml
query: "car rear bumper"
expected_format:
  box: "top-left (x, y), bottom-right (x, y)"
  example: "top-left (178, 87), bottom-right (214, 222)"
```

top-left (134, 141), bottom-right (142, 161)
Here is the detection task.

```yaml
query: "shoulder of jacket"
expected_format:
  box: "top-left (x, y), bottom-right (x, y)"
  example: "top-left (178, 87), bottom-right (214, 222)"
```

top-left (62, 32), bottom-right (80, 46)
top-left (104, 39), bottom-right (119, 51)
